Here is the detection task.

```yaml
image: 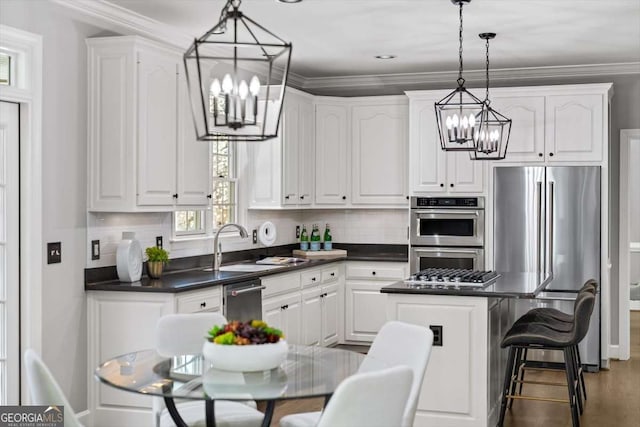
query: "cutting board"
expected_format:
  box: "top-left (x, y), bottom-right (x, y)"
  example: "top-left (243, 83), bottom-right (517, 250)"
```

top-left (292, 249), bottom-right (347, 260)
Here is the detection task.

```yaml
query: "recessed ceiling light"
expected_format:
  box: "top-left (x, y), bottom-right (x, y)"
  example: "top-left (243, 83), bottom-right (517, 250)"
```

top-left (375, 55), bottom-right (396, 59)
top-left (277, 0), bottom-right (303, 3)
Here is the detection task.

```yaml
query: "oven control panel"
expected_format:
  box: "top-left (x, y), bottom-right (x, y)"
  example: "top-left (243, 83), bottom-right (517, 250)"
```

top-left (411, 197), bottom-right (484, 209)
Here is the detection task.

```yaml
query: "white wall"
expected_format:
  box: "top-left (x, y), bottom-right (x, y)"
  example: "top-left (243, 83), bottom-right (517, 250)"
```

top-left (0, 0), bottom-right (113, 411)
top-left (629, 142), bottom-right (640, 285)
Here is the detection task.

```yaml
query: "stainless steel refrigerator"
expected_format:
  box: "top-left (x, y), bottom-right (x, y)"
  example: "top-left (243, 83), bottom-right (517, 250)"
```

top-left (494, 166), bottom-right (601, 370)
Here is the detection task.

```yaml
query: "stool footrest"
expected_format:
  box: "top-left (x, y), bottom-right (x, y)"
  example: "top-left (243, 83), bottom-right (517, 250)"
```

top-left (506, 394), bottom-right (569, 404)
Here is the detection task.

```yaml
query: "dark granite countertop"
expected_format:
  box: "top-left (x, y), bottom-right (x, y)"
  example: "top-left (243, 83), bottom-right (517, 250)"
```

top-left (85, 243), bottom-right (408, 293)
top-left (381, 272), bottom-right (553, 299)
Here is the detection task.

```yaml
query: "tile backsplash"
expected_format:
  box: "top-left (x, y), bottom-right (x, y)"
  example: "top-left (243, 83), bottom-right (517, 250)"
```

top-left (86, 208), bottom-right (408, 268)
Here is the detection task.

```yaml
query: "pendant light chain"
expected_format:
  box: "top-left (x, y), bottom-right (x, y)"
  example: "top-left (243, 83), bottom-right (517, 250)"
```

top-left (458, 1), bottom-right (464, 85)
top-left (485, 36), bottom-right (490, 103)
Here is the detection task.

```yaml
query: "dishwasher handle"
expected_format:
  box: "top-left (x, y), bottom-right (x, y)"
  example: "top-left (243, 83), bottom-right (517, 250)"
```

top-left (228, 285), bottom-right (265, 297)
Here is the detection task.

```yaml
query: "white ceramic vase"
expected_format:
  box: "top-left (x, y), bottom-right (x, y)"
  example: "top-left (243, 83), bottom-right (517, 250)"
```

top-left (116, 231), bottom-right (143, 282)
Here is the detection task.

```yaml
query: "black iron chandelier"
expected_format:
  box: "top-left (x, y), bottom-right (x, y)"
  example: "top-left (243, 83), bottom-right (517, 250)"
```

top-left (184, 0), bottom-right (292, 141)
top-left (471, 33), bottom-right (512, 160)
top-left (435, 0), bottom-right (485, 152)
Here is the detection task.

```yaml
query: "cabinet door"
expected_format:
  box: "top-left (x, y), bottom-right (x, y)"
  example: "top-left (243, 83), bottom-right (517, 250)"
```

top-left (282, 95), bottom-right (300, 205)
top-left (248, 134), bottom-right (282, 208)
top-left (545, 94), bottom-right (604, 162)
top-left (446, 151), bottom-right (485, 193)
top-left (301, 287), bottom-right (322, 346)
top-left (321, 282), bottom-right (340, 346)
top-left (315, 104), bottom-right (349, 204)
top-left (352, 103), bottom-right (408, 204)
top-left (298, 98), bottom-right (315, 205)
top-left (281, 293), bottom-right (302, 345)
top-left (177, 73), bottom-right (211, 205)
top-left (409, 99), bottom-right (447, 193)
top-left (137, 50), bottom-right (178, 206)
top-left (345, 281), bottom-right (387, 342)
top-left (490, 95), bottom-right (545, 162)
top-left (263, 295), bottom-right (285, 333)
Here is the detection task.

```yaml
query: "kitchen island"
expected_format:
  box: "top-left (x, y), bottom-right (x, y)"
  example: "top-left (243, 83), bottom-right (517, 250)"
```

top-left (381, 272), bottom-right (552, 427)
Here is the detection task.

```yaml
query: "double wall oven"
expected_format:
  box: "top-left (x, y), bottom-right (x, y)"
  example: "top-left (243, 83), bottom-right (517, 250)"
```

top-left (410, 197), bottom-right (485, 273)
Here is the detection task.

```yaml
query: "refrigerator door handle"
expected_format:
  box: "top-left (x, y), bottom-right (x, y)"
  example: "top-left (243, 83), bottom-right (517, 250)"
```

top-left (536, 181), bottom-right (544, 274)
top-left (548, 181), bottom-right (555, 276)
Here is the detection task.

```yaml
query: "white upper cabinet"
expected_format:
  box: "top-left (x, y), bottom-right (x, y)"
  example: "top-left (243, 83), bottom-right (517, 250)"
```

top-left (315, 101), bottom-right (350, 205)
top-left (407, 94), bottom-right (485, 195)
top-left (87, 36), bottom-right (210, 211)
top-left (545, 93), bottom-right (605, 162)
top-left (248, 88), bottom-right (314, 208)
top-left (351, 100), bottom-right (409, 205)
top-left (489, 95), bottom-right (546, 162)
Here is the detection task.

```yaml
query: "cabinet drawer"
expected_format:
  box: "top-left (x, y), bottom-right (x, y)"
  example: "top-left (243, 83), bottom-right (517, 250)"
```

top-left (301, 269), bottom-right (322, 288)
top-left (176, 287), bottom-right (222, 313)
top-left (321, 266), bottom-right (340, 283)
top-left (346, 262), bottom-right (407, 281)
top-left (262, 272), bottom-right (301, 297)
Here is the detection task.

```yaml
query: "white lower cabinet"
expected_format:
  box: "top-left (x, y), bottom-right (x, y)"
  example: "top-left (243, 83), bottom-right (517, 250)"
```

top-left (301, 287), bottom-right (323, 346)
top-left (301, 265), bottom-right (344, 347)
top-left (321, 282), bottom-right (340, 346)
top-left (344, 261), bottom-right (408, 343)
top-left (262, 291), bottom-right (302, 345)
top-left (87, 287), bottom-right (222, 427)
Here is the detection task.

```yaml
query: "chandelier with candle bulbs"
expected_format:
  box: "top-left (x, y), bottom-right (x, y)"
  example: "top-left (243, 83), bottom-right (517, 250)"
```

top-left (184, 0), bottom-right (292, 141)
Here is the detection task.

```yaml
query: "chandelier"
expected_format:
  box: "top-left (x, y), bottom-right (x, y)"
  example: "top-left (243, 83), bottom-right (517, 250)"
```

top-left (183, 0), bottom-right (292, 141)
top-left (471, 33), bottom-right (512, 160)
top-left (434, 0), bottom-right (485, 152)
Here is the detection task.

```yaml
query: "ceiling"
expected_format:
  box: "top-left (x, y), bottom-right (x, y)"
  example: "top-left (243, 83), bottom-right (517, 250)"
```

top-left (106, 0), bottom-right (640, 79)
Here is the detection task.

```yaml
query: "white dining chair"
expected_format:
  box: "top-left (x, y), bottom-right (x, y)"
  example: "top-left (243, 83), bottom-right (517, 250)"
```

top-left (316, 365), bottom-right (413, 427)
top-left (280, 320), bottom-right (434, 427)
top-left (154, 312), bottom-right (264, 427)
top-left (24, 349), bottom-right (84, 427)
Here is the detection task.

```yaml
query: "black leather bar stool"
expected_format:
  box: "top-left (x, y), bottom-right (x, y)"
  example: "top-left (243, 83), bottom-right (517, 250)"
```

top-left (498, 285), bottom-right (596, 427)
top-left (510, 280), bottom-right (597, 409)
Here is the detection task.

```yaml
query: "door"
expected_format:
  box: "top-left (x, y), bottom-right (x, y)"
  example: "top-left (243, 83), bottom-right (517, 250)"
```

top-left (345, 281), bottom-right (387, 342)
top-left (297, 97), bottom-right (314, 205)
top-left (494, 167), bottom-right (546, 273)
top-left (409, 99), bottom-right (447, 193)
top-left (446, 151), bottom-right (485, 193)
top-left (282, 93), bottom-right (300, 205)
top-left (545, 167), bottom-right (600, 291)
top-left (321, 283), bottom-right (339, 346)
top-left (0, 101), bottom-right (19, 404)
top-left (301, 287), bottom-right (322, 346)
top-left (315, 104), bottom-right (349, 204)
top-left (351, 103), bottom-right (408, 204)
top-left (490, 95), bottom-right (545, 162)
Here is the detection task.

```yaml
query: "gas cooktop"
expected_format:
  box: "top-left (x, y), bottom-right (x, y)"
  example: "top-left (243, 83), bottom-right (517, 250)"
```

top-left (404, 268), bottom-right (500, 288)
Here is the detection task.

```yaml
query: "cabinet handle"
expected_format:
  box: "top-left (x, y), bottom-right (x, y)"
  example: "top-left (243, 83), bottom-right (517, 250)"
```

top-left (538, 153), bottom-right (543, 157)
top-left (173, 193), bottom-right (178, 198)
top-left (406, 196), bottom-right (409, 200)
top-left (320, 293), bottom-right (324, 299)
top-left (207, 194), bottom-right (212, 199)
top-left (549, 152), bottom-right (554, 157)
top-left (450, 184), bottom-right (454, 188)
top-left (440, 183), bottom-right (444, 187)
top-left (300, 195), bottom-right (304, 200)
top-left (200, 302), bottom-right (207, 308)
top-left (311, 277), bottom-right (317, 282)
top-left (342, 196), bottom-right (346, 200)
top-left (330, 272), bottom-right (335, 277)
top-left (281, 304), bottom-right (288, 310)
top-left (285, 195), bottom-right (290, 200)
top-left (372, 271), bottom-right (376, 276)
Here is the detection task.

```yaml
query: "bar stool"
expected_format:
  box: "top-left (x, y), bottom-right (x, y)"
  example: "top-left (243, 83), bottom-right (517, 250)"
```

top-left (510, 280), bottom-right (597, 409)
top-left (498, 287), bottom-right (596, 427)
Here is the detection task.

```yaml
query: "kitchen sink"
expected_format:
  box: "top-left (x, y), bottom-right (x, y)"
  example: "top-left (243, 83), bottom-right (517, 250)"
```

top-left (213, 264), bottom-right (285, 273)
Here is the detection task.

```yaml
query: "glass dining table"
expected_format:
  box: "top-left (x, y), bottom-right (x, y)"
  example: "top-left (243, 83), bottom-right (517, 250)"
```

top-left (95, 344), bottom-right (378, 427)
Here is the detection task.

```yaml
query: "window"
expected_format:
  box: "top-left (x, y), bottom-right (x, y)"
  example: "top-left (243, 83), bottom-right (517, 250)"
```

top-left (0, 52), bottom-right (12, 86)
top-left (173, 138), bottom-right (237, 237)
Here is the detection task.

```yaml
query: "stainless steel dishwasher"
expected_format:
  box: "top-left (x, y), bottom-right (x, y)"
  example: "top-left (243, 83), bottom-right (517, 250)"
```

top-left (223, 279), bottom-right (265, 321)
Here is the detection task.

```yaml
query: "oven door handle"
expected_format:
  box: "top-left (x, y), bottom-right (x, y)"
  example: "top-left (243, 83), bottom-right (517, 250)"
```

top-left (412, 248), bottom-right (482, 255)
top-left (228, 285), bottom-right (266, 297)
top-left (412, 209), bottom-right (480, 216)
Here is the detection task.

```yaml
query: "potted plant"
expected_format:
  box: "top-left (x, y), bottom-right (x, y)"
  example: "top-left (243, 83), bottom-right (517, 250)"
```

top-left (145, 246), bottom-right (169, 279)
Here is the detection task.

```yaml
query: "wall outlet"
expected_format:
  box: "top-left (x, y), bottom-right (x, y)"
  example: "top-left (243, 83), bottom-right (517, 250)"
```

top-left (252, 229), bottom-right (258, 244)
top-left (47, 242), bottom-right (62, 264)
top-left (156, 236), bottom-right (163, 249)
top-left (296, 225), bottom-right (300, 239)
top-left (91, 240), bottom-right (100, 260)
top-left (430, 325), bottom-right (443, 347)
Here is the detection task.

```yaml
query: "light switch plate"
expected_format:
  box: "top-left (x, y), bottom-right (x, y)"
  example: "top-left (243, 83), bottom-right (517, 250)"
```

top-left (91, 240), bottom-right (100, 260)
top-left (252, 229), bottom-right (258, 244)
top-left (296, 225), bottom-right (300, 239)
top-left (156, 236), bottom-right (163, 249)
top-left (48, 242), bottom-right (62, 264)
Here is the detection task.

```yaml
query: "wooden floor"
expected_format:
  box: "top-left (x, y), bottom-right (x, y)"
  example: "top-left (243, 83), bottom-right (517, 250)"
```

top-left (265, 313), bottom-right (640, 426)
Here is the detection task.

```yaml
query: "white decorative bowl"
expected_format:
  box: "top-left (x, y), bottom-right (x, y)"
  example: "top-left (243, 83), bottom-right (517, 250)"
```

top-left (202, 340), bottom-right (288, 372)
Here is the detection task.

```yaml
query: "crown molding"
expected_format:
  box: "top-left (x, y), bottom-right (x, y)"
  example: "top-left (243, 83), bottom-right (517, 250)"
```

top-left (299, 62), bottom-right (640, 92)
top-left (53, 0), bottom-right (638, 94)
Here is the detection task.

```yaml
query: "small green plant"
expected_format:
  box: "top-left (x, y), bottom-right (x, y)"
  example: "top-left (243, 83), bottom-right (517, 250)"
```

top-left (145, 246), bottom-right (169, 264)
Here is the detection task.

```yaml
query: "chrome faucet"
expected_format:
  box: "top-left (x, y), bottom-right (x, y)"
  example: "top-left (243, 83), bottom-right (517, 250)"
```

top-left (212, 223), bottom-right (249, 271)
